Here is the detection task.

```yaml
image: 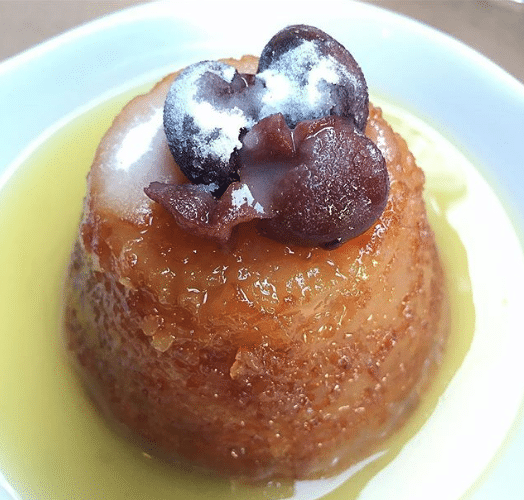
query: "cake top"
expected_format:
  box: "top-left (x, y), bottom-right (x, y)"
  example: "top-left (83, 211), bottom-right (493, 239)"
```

top-left (146, 25), bottom-right (389, 249)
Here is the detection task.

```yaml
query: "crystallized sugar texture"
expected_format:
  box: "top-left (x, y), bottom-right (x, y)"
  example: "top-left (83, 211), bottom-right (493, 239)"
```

top-left (164, 61), bottom-right (257, 166)
top-left (257, 39), bottom-right (356, 127)
top-left (163, 36), bottom-right (368, 192)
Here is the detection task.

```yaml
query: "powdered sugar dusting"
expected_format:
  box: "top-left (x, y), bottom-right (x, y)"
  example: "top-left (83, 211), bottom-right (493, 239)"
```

top-left (164, 61), bottom-right (255, 164)
top-left (115, 108), bottom-right (163, 171)
top-left (162, 35), bottom-right (366, 191)
top-left (257, 39), bottom-right (355, 126)
top-left (231, 183), bottom-right (264, 214)
top-left (190, 100), bottom-right (250, 160)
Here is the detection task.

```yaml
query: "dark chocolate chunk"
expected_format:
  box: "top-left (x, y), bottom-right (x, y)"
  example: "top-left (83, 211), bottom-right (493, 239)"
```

top-left (257, 25), bottom-right (369, 131)
top-left (144, 181), bottom-right (270, 244)
top-left (163, 61), bottom-right (260, 193)
top-left (244, 115), bottom-right (389, 248)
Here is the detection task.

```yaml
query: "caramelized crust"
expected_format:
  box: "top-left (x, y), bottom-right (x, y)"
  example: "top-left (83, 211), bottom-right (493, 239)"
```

top-left (65, 56), bottom-right (447, 479)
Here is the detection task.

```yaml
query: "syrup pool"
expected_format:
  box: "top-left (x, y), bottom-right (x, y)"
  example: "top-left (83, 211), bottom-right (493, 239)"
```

top-left (0, 81), bottom-right (519, 500)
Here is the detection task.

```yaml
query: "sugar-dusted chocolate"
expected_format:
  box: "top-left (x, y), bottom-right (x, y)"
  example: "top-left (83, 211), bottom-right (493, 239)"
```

top-left (156, 25), bottom-right (388, 249)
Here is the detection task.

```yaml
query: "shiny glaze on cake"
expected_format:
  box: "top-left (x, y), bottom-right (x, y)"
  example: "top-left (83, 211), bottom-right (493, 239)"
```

top-left (65, 56), bottom-right (448, 480)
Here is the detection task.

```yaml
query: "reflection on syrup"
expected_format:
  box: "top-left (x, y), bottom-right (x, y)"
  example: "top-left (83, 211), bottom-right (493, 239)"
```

top-left (0, 89), bottom-right (474, 500)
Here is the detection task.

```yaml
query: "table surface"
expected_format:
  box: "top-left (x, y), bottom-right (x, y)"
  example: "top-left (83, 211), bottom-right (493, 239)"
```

top-left (1, 0), bottom-right (523, 85)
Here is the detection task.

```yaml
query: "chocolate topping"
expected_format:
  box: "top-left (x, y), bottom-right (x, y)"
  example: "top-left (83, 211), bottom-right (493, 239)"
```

top-left (258, 25), bottom-right (369, 131)
top-left (252, 115), bottom-right (389, 249)
top-left (148, 25), bottom-right (389, 249)
top-left (144, 181), bottom-right (269, 243)
top-left (163, 61), bottom-right (259, 192)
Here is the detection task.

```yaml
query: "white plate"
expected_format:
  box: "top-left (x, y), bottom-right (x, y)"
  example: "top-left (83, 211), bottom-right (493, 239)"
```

top-left (1, 1), bottom-right (524, 499)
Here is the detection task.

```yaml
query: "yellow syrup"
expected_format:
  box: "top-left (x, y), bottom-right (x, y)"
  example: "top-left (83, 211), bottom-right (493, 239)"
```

top-left (0, 87), bottom-right (475, 500)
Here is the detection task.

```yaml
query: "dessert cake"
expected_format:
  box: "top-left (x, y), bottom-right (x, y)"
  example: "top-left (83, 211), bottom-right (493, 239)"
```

top-left (65, 25), bottom-right (448, 480)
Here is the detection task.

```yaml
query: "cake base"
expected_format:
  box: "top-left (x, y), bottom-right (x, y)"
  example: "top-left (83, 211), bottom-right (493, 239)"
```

top-left (65, 57), bottom-right (448, 480)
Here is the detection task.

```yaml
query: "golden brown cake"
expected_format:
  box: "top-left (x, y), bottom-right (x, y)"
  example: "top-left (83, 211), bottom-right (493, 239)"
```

top-left (65, 26), bottom-right (448, 480)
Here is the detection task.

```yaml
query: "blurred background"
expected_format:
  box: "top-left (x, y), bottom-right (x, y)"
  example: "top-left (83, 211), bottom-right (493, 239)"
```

top-left (1, 0), bottom-right (523, 85)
